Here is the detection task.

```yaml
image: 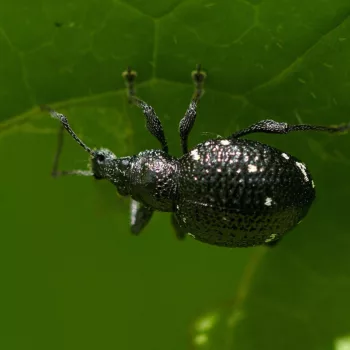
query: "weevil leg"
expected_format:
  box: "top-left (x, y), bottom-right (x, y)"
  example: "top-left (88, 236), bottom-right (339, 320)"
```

top-left (122, 67), bottom-right (168, 153)
top-left (265, 239), bottom-right (281, 248)
top-left (51, 123), bottom-right (93, 178)
top-left (178, 65), bottom-right (207, 154)
top-left (171, 214), bottom-right (187, 240)
top-left (130, 199), bottom-right (154, 235)
top-left (230, 119), bottom-right (350, 139)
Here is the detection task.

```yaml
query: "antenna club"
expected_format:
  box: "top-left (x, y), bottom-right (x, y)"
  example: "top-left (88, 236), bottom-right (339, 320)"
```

top-left (45, 106), bottom-right (92, 155)
top-left (50, 111), bottom-right (68, 124)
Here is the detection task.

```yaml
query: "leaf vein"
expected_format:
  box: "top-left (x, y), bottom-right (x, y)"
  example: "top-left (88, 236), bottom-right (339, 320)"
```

top-left (245, 10), bottom-right (350, 96)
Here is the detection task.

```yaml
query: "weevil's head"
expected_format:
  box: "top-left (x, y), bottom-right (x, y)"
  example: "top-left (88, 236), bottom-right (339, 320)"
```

top-left (45, 107), bottom-right (133, 196)
top-left (91, 149), bottom-right (133, 196)
top-left (91, 149), bottom-right (117, 180)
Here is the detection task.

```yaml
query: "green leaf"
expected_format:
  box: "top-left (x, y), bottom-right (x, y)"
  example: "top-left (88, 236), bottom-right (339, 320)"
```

top-left (1, 0), bottom-right (350, 350)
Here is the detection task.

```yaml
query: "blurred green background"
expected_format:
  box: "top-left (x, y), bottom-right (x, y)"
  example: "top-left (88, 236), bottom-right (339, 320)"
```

top-left (1, 0), bottom-right (350, 349)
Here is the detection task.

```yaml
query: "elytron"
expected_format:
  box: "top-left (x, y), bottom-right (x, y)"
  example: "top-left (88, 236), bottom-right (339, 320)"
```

top-left (45, 66), bottom-right (349, 247)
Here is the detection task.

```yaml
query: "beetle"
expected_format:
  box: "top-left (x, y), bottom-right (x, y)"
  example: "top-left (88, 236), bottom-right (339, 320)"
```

top-left (44, 65), bottom-right (350, 248)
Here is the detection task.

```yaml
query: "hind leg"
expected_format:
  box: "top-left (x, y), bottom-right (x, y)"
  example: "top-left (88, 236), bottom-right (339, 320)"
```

top-left (171, 214), bottom-right (187, 240)
top-left (265, 239), bottom-right (281, 248)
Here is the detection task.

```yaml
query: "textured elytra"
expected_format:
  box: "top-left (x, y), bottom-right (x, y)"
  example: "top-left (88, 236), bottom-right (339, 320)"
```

top-left (122, 138), bottom-right (315, 247)
top-left (174, 138), bottom-right (315, 247)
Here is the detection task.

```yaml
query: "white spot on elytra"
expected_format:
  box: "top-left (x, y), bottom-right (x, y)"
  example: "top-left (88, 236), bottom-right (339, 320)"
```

top-left (220, 139), bottom-right (230, 146)
top-left (281, 153), bottom-right (289, 160)
top-left (236, 169), bottom-right (241, 174)
top-left (264, 197), bottom-right (272, 206)
top-left (295, 161), bottom-right (309, 182)
top-left (191, 149), bottom-right (200, 161)
top-left (217, 168), bottom-right (222, 173)
top-left (265, 233), bottom-right (277, 243)
top-left (248, 164), bottom-right (257, 173)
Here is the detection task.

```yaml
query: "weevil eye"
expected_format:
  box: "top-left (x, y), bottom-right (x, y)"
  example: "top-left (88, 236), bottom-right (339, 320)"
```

top-left (96, 153), bottom-right (106, 163)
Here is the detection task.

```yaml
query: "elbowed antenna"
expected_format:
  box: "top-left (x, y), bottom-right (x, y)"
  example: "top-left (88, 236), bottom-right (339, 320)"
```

top-left (42, 105), bottom-right (93, 155)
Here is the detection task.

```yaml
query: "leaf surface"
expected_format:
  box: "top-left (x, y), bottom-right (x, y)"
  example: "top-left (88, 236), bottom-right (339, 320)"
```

top-left (1, 1), bottom-right (350, 350)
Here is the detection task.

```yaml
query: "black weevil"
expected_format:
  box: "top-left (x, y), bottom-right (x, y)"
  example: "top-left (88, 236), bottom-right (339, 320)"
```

top-left (44, 66), bottom-right (350, 248)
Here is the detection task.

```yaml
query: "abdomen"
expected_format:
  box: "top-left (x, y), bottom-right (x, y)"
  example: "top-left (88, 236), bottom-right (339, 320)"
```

top-left (175, 138), bottom-right (316, 247)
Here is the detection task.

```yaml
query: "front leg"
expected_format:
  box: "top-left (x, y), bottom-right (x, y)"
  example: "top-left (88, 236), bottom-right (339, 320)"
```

top-left (50, 121), bottom-right (93, 178)
top-left (178, 65), bottom-right (206, 154)
top-left (130, 199), bottom-right (154, 235)
top-left (123, 67), bottom-right (168, 153)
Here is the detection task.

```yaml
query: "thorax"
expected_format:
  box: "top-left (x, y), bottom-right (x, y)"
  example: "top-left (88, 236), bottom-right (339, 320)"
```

top-left (130, 150), bottom-right (179, 211)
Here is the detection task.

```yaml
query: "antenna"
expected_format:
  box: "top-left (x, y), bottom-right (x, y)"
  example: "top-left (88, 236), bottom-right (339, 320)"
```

top-left (42, 105), bottom-right (93, 155)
